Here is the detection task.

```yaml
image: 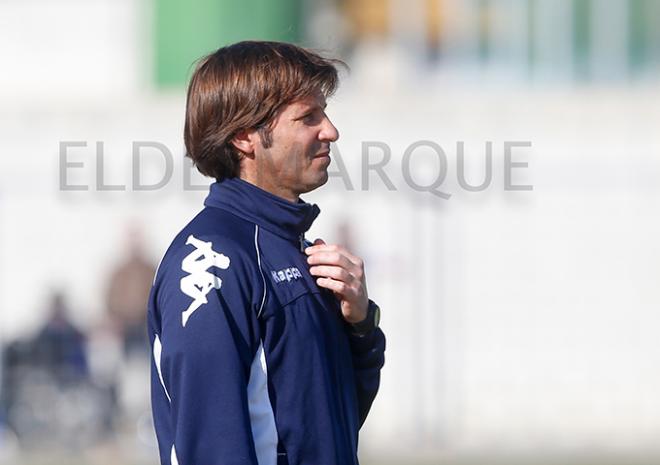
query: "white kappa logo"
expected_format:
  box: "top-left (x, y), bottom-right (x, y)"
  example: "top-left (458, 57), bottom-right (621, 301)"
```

top-left (271, 267), bottom-right (303, 283)
top-left (179, 235), bottom-right (230, 327)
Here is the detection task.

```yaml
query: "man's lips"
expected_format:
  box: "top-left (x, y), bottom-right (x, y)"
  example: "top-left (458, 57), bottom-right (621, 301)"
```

top-left (314, 151), bottom-right (331, 159)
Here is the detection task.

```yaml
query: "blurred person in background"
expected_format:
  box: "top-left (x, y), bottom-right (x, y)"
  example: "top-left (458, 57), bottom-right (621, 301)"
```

top-left (148, 41), bottom-right (385, 465)
top-left (32, 291), bottom-right (88, 384)
top-left (106, 224), bottom-right (156, 358)
top-left (1, 291), bottom-right (111, 448)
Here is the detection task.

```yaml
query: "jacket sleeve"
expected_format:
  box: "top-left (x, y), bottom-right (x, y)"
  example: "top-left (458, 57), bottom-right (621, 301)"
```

top-left (149, 235), bottom-right (268, 465)
top-left (346, 304), bottom-right (386, 427)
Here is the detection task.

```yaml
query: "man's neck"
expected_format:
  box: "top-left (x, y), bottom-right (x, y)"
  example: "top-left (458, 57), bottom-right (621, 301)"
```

top-left (237, 174), bottom-right (299, 203)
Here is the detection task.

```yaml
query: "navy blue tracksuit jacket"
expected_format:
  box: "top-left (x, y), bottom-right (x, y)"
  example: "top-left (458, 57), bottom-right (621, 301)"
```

top-left (148, 177), bottom-right (386, 465)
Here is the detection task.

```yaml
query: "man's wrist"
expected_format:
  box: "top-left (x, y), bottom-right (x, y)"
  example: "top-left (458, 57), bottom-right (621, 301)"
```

top-left (349, 300), bottom-right (380, 336)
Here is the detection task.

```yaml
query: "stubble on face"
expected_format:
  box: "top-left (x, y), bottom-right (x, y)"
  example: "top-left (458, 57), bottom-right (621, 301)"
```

top-left (253, 140), bottom-right (330, 201)
top-left (252, 95), bottom-right (334, 201)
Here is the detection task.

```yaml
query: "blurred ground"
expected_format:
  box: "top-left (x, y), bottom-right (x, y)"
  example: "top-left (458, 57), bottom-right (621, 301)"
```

top-left (4, 454), bottom-right (660, 465)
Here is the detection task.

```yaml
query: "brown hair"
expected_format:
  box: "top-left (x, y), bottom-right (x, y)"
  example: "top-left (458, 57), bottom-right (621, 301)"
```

top-left (184, 41), bottom-right (345, 181)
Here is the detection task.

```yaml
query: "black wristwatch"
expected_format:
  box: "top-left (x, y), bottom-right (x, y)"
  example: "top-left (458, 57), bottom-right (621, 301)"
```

top-left (350, 300), bottom-right (380, 336)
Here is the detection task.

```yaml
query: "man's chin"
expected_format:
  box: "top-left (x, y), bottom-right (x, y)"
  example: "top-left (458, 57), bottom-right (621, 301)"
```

top-left (300, 172), bottom-right (329, 195)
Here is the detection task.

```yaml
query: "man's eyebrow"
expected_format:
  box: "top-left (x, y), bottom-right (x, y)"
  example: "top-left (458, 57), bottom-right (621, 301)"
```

top-left (299, 101), bottom-right (327, 112)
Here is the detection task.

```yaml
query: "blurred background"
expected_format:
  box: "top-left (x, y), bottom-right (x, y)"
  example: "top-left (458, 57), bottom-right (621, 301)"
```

top-left (1, 0), bottom-right (659, 464)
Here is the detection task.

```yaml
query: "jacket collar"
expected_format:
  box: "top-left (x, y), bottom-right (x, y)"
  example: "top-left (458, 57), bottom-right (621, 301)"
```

top-left (204, 177), bottom-right (320, 242)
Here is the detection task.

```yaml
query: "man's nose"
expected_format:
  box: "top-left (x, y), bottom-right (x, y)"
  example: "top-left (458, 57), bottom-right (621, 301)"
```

top-left (319, 116), bottom-right (339, 142)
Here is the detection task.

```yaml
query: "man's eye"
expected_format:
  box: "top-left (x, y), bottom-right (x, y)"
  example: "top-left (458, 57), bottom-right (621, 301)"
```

top-left (303, 109), bottom-right (327, 124)
top-left (300, 112), bottom-right (317, 123)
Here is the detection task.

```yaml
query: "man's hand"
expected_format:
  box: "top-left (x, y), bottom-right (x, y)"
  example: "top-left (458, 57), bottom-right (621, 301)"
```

top-left (305, 238), bottom-right (369, 324)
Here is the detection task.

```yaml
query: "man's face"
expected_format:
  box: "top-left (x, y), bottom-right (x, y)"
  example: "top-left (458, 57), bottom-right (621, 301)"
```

top-left (251, 91), bottom-right (339, 201)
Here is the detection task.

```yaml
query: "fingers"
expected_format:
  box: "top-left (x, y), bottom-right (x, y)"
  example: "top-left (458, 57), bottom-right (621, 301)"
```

top-left (314, 276), bottom-right (360, 300)
top-left (315, 273), bottom-right (368, 322)
top-left (305, 241), bottom-right (362, 268)
top-left (306, 251), bottom-right (355, 270)
top-left (308, 259), bottom-right (366, 303)
top-left (305, 239), bottom-right (367, 303)
top-left (307, 253), bottom-right (364, 285)
top-left (305, 239), bottom-right (369, 322)
top-left (316, 276), bottom-right (347, 294)
top-left (309, 265), bottom-right (353, 283)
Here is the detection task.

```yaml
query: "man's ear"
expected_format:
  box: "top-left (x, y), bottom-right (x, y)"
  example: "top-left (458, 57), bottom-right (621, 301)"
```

top-left (230, 129), bottom-right (258, 157)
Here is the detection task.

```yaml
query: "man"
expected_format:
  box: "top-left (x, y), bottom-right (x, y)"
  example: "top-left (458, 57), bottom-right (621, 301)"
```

top-left (148, 41), bottom-right (385, 465)
top-left (107, 224), bottom-right (156, 357)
